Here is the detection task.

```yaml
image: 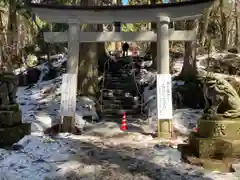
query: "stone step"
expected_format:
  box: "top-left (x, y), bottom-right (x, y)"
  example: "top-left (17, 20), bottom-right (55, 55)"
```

top-left (102, 96), bottom-right (135, 102)
top-left (104, 76), bottom-right (126, 80)
top-left (104, 74), bottom-right (132, 78)
top-left (102, 99), bottom-right (136, 104)
top-left (104, 84), bottom-right (133, 88)
top-left (101, 89), bottom-right (135, 95)
top-left (103, 86), bottom-right (127, 91)
top-left (0, 123), bottom-right (31, 147)
top-left (101, 89), bottom-right (126, 97)
top-left (101, 70), bottom-right (139, 117)
top-left (101, 94), bottom-right (123, 99)
top-left (104, 74), bottom-right (133, 77)
top-left (102, 108), bottom-right (138, 115)
top-left (104, 80), bottom-right (126, 83)
top-left (101, 91), bottom-right (133, 97)
top-left (104, 78), bottom-right (132, 82)
top-left (102, 103), bottom-right (122, 109)
top-left (104, 75), bottom-right (126, 78)
top-left (102, 103), bottom-right (135, 110)
top-left (0, 110), bottom-right (22, 127)
top-left (104, 82), bottom-right (127, 86)
top-left (104, 75), bottom-right (133, 79)
top-left (104, 81), bottom-right (131, 86)
top-left (104, 77), bottom-right (133, 81)
top-left (101, 88), bottom-right (125, 93)
top-left (102, 99), bottom-right (122, 105)
top-left (105, 72), bottom-right (125, 75)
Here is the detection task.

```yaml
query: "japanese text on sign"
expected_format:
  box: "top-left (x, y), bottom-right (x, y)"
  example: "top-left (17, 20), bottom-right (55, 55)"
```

top-left (60, 73), bottom-right (77, 117)
top-left (156, 74), bottom-right (173, 119)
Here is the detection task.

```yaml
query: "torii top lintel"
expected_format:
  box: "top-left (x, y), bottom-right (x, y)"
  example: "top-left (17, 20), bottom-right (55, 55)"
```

top-left (28, 0), bottom-right (214, 24)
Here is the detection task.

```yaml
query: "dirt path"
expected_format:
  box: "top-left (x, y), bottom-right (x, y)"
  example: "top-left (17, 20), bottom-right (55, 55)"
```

top-left (50, 127), bottom-right (214, 180)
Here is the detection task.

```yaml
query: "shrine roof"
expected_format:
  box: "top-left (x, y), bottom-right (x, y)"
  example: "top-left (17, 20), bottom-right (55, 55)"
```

top-left (27, 0), bottom-right (214, 23)
top-left (27, 0), bottom-right (214, 11)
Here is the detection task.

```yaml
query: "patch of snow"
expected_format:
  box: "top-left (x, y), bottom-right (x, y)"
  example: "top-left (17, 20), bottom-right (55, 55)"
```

top-left (15, 54), bottom-right (97, 132)
top-left (17, 77), bottom-right (98, 132)
top-left (75, 96), bottom-right (99, 128)
top-left (13, 67), bottom-right (26, 75)
top-left (0, 133), bottom-right (238, 179)
top-left (0, 134), bottom-right (71, 180)
top-left (196, 52), bottom-right (240, 62)
top-left (13, 53), bottom-right (66, 76)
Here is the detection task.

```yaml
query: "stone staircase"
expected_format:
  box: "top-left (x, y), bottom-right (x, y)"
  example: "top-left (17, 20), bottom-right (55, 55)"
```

top-left (100, 71), bottom-right (141, 121)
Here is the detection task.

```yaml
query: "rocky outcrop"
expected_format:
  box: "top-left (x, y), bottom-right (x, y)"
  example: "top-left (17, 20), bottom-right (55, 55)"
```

top-left (0, 73), bottom-right (31, 147)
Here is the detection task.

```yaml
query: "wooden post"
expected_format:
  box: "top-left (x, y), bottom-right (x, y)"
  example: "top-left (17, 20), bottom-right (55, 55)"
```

top-left (67, 23), bottom-right (80, 73)
top-left (60, 23), bottom-right (80, 133)
top-left (114, 21), bottom-right (122, 55)
top-left (156, 16), bottom-right (173, 138)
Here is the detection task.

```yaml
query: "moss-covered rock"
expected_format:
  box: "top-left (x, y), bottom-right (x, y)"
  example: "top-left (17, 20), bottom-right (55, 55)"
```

top-left (0, 123), bottom-right (31, 147)
top-left (0, 104), bottom-right (19, 111)
top-left (0, 110), bottom-right (22, 127)
top-left (189, 132), bottom-right (240, 159)
top-left (197, 119), bottom-right (240, 138)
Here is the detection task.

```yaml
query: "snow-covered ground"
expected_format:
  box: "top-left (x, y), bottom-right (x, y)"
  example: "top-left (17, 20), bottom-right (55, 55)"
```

top-left (0, 53), bottom-right (239, 179)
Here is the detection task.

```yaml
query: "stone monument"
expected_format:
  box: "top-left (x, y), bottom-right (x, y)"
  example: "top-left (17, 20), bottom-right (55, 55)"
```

top-left (0, 72), bottom-right (31, 148)
top-left (179, 70), bottom-right (240, 172)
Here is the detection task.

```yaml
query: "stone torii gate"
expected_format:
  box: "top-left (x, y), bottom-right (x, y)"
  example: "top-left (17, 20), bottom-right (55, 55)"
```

top-left (28, 0), bottom-right (214, 135)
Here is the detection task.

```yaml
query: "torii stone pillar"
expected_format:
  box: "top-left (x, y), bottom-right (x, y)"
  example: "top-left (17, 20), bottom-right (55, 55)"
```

top-left (156, 16), bottom-right (172, 138)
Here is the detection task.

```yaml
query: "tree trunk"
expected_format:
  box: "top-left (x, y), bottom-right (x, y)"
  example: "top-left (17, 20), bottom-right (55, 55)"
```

top-left (114, 0), bottom-right (122, 54)
top-left (96, 0), bottom-right (106, 58)
top-left (199, 7), bottom-right (212, 47)
top-left (114, 22), bottom-right (122, 54)
top-left (179, 20), bottom-right (198, 79)
top-left (77, 35), bottom-right (98, 96)
top-left (97, 24), bottom-right (106, 58)
top-left (150, 0), bottom-right (157, 69)
top-left (110, 24), bottom-right (116, 51)
top-left (5, 0), bottom-right (18, 72)
top-left (77, 0), bottom-right (99, 97)
top-left (235, 0), bottom-right (239, 47)
top-left (219, 0), bottom-right (228, 50)
top-left (7, 0), bottom-right (18, 54)
top-left (47, 23), bottom-right (53, 62)
top-left (0, 11), bottom-right (4, 71)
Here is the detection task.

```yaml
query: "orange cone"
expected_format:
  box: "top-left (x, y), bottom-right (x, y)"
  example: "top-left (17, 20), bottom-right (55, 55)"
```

top-left (193, 127), bottom-right (198, 133)
top-left (120, 112), bottom-right (128, 131)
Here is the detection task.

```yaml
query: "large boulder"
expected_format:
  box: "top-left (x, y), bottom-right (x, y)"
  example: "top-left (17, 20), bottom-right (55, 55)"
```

top-left (18, 68), bottom-right (41, 86)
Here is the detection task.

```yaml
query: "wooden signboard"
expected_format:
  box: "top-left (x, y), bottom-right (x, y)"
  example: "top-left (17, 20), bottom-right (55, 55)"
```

top-left (156, 74), bottom-right (173, 138)
top-left (156, 74), bottom-right (173, 120)
top-left (60, 73), bottom-right (77, 116)
top-left (60, 73), bottom-right (77, 132)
